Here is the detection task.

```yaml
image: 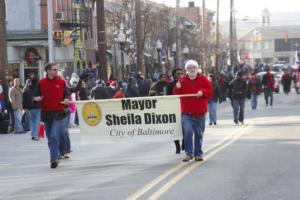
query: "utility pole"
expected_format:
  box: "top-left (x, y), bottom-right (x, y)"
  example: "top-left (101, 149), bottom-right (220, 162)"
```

top-left (135, 0), bottom-right (145, 76)
top-left (215, 0), bottom-right (220, 73)
top-left (230, 0), bottom-right (238, 69)
top-left (0, 0), bottom-right (8, 96)
top-left (202, 0), bottom-right (207, 73)
top-left (176, 0), bottom-right (182, 69)
top-left (47, 0), bottom-right (54, 63)
top-left (97, 0), bottom-right (108, 80)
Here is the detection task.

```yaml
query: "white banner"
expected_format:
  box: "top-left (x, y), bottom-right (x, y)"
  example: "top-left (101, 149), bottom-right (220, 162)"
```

top-left (76, 96), bottom-right (183, 144)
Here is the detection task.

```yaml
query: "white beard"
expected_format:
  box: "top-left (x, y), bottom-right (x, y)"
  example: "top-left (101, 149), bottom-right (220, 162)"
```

top-left (187, 72), bottom-right (197, 79)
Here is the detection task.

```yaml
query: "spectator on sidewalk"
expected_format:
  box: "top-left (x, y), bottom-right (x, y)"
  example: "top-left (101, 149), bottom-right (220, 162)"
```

top-left (23, 77), bottom-right (41, 140)
top-left (9, 78), bottom-right (25, 134)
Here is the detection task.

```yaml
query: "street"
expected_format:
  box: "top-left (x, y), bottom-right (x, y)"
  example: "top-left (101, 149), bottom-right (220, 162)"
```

top-left (0, 92), bottom-right (299, 200)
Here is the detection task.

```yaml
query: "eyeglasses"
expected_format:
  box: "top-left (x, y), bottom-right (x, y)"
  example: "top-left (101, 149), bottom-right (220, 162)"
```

top-left (51, 68), bottom-right (58, 71)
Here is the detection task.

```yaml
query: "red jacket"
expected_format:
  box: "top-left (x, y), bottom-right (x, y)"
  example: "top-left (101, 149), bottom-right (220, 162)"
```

top-left (173, 73), bottom-right (213, 117)
top-left (39, 77), bottom-right (67, 112)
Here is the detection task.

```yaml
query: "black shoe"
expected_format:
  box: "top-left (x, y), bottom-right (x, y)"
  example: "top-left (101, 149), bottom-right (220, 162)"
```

top-left (234, 120), bottom-right (238, 125)
top-left (214, 122), bottom-right (217, 125)
top-left (209, 123), bottom-right (212, 125)
top-left (175, 148), bottom-right (181, 154)
top-left (181, 140), bottom-right (185, 151)
top-left (50, 161), bottom-right (58, 169)
top-left (31, 137), bottom-right (39, 141)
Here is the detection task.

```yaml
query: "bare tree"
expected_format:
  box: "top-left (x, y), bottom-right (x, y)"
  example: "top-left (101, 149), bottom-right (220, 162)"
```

top-left (0, 0), bottom-right (7, 94)
top-left (97, 0), bottom-right (108, 80)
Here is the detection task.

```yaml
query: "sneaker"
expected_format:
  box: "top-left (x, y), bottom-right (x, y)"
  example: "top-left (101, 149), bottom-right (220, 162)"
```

top-left (60, 153), bottom-right (70, 159)
top-left (195, 156), bottom-right (204, 161)
top-left (50, 160), bottom-right (58, 169)
top-left (182, 155), bottom-right (193, 162)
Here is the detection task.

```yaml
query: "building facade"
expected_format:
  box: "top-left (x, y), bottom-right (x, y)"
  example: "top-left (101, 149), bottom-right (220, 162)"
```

top-left (6, 0), bottom-right (97, 83)
top-left (239, 25), bottom-right (300, 66)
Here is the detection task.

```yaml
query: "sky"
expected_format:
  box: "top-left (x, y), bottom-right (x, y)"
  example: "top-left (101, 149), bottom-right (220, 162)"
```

top-left (153, 0), bottom-right (300, 21)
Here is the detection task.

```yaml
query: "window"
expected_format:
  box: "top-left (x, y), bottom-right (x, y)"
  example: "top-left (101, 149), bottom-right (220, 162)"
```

top-left (264, 41), bottom-right (269, 50)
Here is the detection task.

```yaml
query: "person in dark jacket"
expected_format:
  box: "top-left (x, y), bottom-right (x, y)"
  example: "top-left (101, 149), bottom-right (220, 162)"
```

top-left (208, 74), bottom-right (221, 125)
top-left (167, 68), bottom-right (185, 154)
top-left (77, 80), bottom-right (89, 101)
top-left (149, 74), bottom-right (168, 96)
top-left (127, 78), bottom-right (140, 97)
top-left (229, 71), bottom-right (247, 124)
top-left (90, 80), bottom-right (110, 100)
top-left (174, 60), bottom-right (213, 162)
top-left (281, 71), bottom-right (292, 95)
top-left (23, 77), bottom-right (41, 140)
top-left (34, 63), bottom-right (70, 169)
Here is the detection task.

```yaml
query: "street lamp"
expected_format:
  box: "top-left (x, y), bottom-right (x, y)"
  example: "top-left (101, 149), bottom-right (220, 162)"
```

top-left (172, 43), bottom-right (177, 68)
top-left (117, 24), bottom-right (126, 80)
top-left (183, 45), bottom-right (189, 62)
top-left (156, 39), bottom-right (163, 73)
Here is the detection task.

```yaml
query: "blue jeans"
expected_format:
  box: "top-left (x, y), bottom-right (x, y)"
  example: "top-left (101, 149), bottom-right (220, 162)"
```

top-left (182, 114), bottom-right (205, 157)
top-left (232, 99), bottom-right (245, 122)
top-left (29, 109), bottom-right (41, 139)
top-left (13, 108), bottom-right (23, 133)
top-left (44, 116), bottom-right (68, 162)
top-left (264, 88), bottom-right (273, 105)
top-left (208, 101), bottom-right (217, 123)
top-left (59, 114), bottom-right (71, 155)
top-left (250, 93), bottom-right (257, 109)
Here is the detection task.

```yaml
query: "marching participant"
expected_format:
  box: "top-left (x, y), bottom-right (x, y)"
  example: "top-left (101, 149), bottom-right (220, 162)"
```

top-left (173, 60), bottom-right (213, 162)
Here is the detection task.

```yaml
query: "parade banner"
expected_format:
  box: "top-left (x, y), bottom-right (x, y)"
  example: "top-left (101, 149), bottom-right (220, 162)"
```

top-left (76, 96), bottom-right (183, 144)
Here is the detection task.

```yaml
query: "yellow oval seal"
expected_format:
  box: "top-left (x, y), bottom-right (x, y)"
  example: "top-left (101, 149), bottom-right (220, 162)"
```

top-left (82, 102), bottom-right (102, 126)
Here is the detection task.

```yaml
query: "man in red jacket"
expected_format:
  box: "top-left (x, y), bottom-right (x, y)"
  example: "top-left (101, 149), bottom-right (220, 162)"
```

top-left (174, 60), bottom-right (213, 162)
top-left (34, 63), bottom-right (70, 168)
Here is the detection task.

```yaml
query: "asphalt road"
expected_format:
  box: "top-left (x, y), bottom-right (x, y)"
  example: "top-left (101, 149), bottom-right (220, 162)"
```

top-left (0, 91), bottom-right (299, 200)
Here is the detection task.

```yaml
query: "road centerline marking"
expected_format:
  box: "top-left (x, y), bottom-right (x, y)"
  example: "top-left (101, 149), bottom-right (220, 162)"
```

top-left (126, 125), bottom-right (249, 200)
top-left (147, 125), bottom-right (251, 200)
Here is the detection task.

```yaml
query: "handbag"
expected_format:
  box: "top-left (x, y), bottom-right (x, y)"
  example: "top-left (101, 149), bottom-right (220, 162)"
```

top-left (38, 122), bottom-right (45, 139)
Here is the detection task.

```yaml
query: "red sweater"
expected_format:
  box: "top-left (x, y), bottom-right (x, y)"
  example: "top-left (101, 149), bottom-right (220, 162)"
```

top-left (173, 74), bottom-right (213, 117)
top-left (39, 77), bottom-right (67, 112)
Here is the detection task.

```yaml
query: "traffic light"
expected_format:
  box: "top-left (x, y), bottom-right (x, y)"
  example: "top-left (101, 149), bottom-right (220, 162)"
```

top-left (53, 31), bottom-right (63, 46)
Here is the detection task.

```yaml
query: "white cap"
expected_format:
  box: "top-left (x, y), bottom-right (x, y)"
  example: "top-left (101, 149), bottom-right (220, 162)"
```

top-left (185, 59), bottom-right (199, 70)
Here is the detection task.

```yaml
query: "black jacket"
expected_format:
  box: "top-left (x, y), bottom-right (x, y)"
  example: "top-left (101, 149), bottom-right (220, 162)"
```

top-left (229, 78), bottom-right (247, 100)
top-left (91, 87), bottom-right (110, 100)
top-left (23, 85), bottom-right (41, 110)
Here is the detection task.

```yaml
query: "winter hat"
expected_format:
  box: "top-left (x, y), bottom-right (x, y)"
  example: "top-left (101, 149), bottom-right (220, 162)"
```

top-left (185, 60), bottom-right (199, 70)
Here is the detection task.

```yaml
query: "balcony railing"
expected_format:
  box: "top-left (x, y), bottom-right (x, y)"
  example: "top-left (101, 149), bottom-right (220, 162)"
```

top-left (55, 8), bottom-right (88, 28)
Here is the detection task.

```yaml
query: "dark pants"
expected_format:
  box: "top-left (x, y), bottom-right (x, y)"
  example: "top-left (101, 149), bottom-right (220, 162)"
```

top-left (232, 99), bottom-right (245, 123)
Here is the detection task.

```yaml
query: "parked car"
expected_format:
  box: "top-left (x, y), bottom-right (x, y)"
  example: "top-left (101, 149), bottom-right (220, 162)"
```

top-left (256, 71), bottom-right (280, 93)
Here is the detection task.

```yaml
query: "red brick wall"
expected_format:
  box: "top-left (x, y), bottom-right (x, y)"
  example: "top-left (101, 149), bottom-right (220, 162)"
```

top-left (40, 0), bottom-right (48, 31)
